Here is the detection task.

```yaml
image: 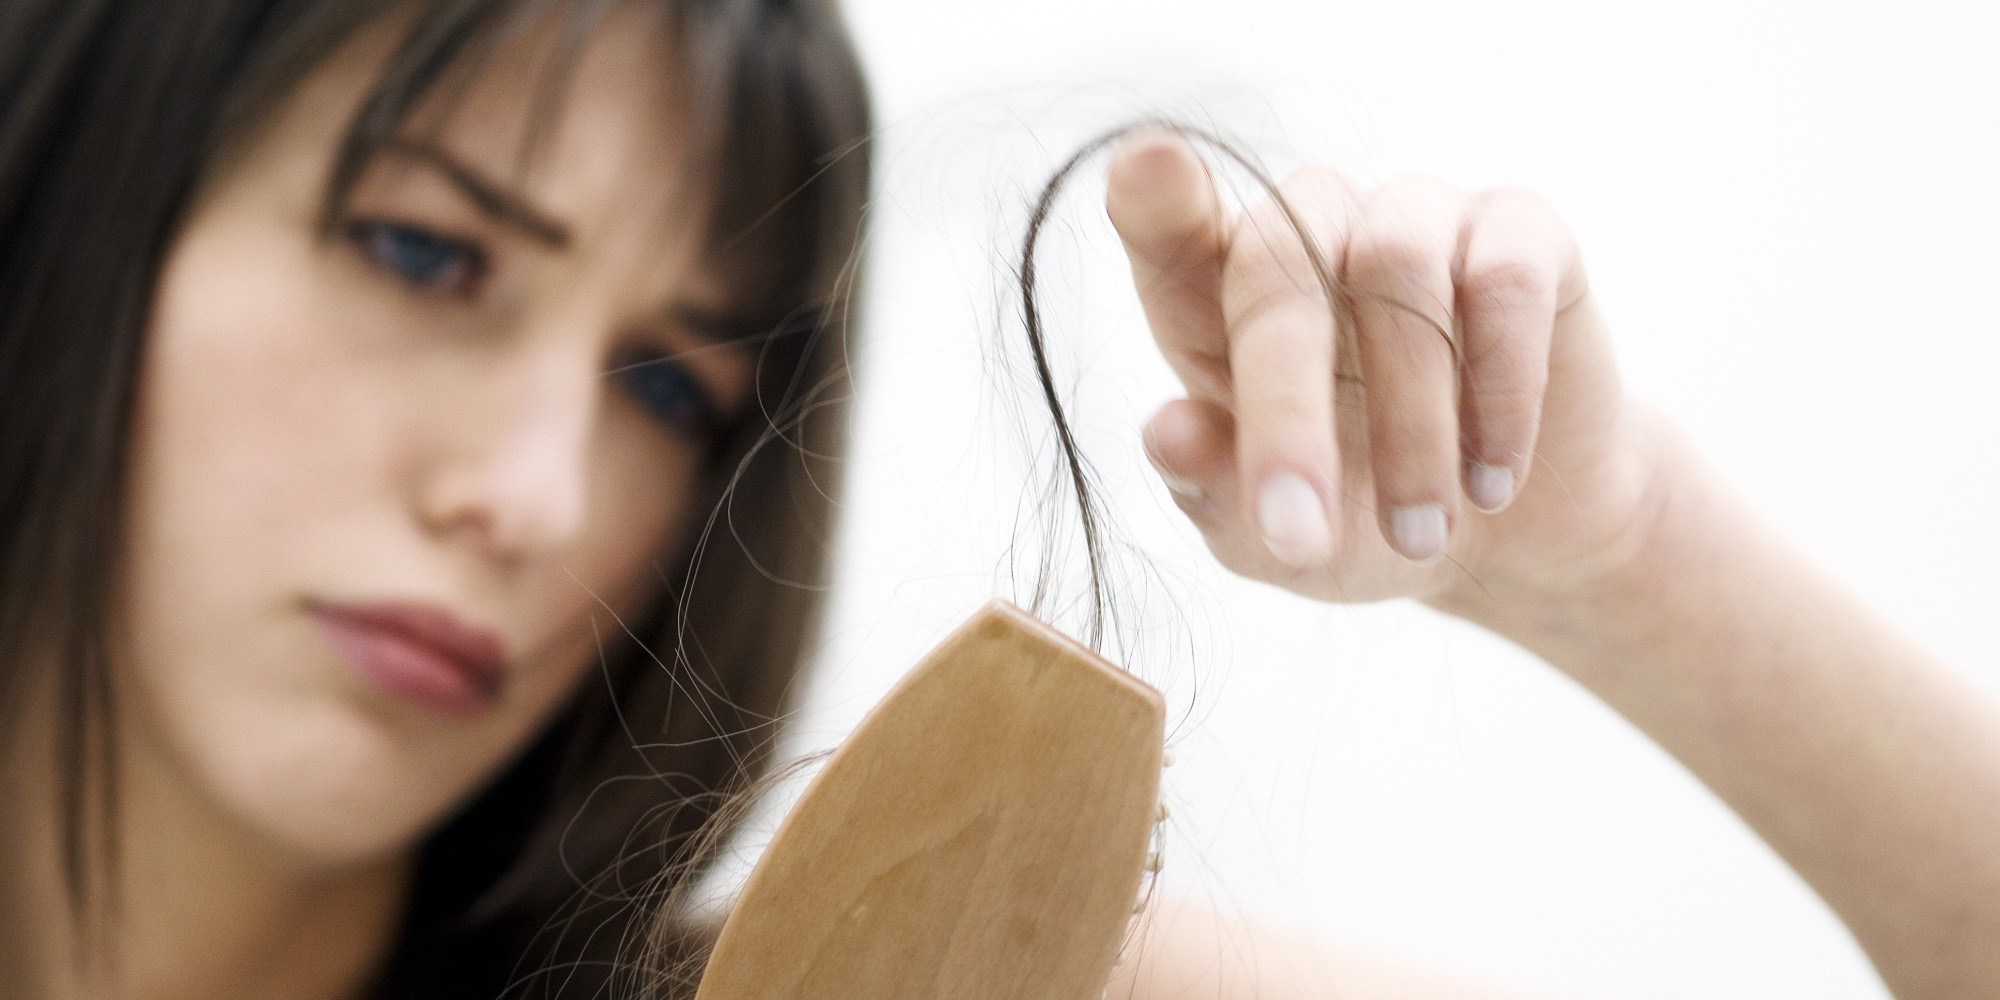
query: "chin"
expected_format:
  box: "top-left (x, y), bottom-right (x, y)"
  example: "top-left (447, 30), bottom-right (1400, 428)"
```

top-left (176, 688), bottom-right (500, 868)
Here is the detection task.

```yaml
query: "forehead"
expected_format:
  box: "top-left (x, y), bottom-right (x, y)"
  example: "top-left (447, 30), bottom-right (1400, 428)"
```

top-left (408, 3), bottom-right (698, 228)
top-left (265, 2), bottom-right (714, 280)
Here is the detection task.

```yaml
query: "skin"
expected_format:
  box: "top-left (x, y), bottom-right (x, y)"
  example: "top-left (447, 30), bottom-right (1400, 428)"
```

top-left (1102, 131), bottom-right (2000, 997)
top-left (12, 8), bottom-right (754, 999)
top-left (9, 9), bottom-right (1993, 999)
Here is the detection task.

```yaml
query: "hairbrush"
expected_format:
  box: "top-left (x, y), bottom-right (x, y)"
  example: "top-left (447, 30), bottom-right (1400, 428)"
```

top-left (695, 600), bottom-right (1166, 1000)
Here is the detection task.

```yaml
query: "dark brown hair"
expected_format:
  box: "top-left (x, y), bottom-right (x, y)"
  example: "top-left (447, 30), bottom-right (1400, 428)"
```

top-left (0, 1), bottom-right (869, 996)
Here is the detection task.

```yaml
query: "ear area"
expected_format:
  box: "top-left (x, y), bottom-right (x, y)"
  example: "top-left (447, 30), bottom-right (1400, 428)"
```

top-left (696, 599), bottom-right (1167, 1000)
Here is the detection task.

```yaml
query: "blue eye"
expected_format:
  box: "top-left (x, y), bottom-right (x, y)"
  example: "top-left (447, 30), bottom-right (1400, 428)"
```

top-left (345, 220), bottom-right (484, 295)
top-left (614, 352), bottom-right (722, 436)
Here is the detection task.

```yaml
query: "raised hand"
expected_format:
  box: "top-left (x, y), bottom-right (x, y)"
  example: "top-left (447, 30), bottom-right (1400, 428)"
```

top-left (1108, 130), bottom-right (2000, 1000)
top-left (1106, 130), bottom-right (1667, 607)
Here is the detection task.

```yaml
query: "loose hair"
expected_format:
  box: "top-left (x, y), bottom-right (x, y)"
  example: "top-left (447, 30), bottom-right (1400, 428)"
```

top-left (0, 1), bottom-right (870, 997)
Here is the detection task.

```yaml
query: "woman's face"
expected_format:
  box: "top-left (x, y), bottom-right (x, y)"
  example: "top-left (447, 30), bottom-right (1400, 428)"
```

top-left (118, 6), bottom-right (748, 865)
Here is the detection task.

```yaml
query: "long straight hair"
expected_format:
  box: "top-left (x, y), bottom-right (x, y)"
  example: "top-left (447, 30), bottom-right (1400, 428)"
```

top-left (0, 1), bottom-right (870, 996)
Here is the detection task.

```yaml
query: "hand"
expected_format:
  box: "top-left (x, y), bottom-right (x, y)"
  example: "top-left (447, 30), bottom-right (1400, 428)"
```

top-left (1105, 130), bottom-right (1669, 607)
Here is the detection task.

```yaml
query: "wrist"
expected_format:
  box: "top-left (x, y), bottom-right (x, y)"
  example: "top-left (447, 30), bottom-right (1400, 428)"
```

top-left (1423, 403), bottom-right (1700, 648)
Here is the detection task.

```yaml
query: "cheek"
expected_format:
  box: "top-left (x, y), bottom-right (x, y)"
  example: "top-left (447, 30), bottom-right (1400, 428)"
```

top-left (125, 204), bottom-right (378, 667)
top-left (124, 192), bottom-right (422, 692)
top-left (131, 235), bottom-right (383, 577)
top-left (116, 214), bottom-right (439, 860)
top-left (523, 425), bottom-right (706, 677)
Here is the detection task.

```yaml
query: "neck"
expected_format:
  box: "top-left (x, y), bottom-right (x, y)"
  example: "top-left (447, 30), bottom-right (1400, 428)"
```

top-left (3, 685), bottom-right (411, 1000)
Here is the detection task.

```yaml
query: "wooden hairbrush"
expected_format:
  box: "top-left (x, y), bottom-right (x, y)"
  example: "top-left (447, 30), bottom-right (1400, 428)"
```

top-left (694, 600), bottom-right (1166, 1000)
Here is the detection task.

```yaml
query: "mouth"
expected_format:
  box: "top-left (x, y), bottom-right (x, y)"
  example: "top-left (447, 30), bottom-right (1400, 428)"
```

top-left (306, 598), bottom-right (510, 718)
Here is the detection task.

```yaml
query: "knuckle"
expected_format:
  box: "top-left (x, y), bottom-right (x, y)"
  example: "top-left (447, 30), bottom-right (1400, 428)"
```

top-left (1343, 229), bottom-right (1447, 289)
top-left (1221, 281), bottom-right (1309, 336)
top-left (1256, 164), bottom-right (1356, 246)
top-left (1225, 164), bottom-right (1354, 288)
top-left (1227, 206), bottom-right (1319, 282)
top-left (1459, 254), bottom-right (1556, 310)
top-left (1343, 176), bottom-right (1460, 285)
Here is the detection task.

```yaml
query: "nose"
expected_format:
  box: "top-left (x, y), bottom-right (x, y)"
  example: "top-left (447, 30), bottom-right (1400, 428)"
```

top-left (414, 345), bottom-right (596, 561)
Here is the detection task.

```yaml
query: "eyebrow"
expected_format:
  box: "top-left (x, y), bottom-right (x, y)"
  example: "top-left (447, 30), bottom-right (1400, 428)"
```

top-left (379, 138), bottom-right (772, 352)
top-left (379, 138), bottom-right (572, 249)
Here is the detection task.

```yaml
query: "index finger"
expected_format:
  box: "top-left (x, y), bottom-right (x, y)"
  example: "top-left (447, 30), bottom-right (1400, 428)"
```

top-left (1105, 129), bottom-right (1233, 402)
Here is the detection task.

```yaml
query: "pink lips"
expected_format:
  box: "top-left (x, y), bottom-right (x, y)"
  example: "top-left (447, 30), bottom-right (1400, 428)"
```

top-left (309, 599), bottom-right (508, 717)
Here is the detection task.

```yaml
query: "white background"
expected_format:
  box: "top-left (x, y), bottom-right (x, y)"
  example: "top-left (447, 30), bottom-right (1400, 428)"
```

top-left (738, 1), bottom-right (2000, 996)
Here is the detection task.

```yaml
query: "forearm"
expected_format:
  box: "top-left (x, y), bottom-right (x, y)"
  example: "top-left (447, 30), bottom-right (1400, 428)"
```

top-left (1433, 419), bottom-right (2000, 997)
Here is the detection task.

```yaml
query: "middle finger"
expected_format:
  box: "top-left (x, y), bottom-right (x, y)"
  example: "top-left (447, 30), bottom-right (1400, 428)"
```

top-left (1342, 176), bottom-right (1466, 563)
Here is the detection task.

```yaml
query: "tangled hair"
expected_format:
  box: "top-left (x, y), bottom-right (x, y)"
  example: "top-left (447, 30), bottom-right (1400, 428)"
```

top-left (0, 1), bottom-right (868, 997)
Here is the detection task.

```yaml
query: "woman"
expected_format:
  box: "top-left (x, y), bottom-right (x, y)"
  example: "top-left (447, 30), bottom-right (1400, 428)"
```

top-left (1, 3), bottom-right (1995, 1000)
top-left (0, 1), bottom-right (866, 997)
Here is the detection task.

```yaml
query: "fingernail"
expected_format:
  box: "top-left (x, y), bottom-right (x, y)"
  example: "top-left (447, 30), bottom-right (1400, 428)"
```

top-left (1390, 504), bottom-right (1448, 562)
top-left (1467, 463), bottom-right (1515, 513)
top-left (1158, 469), bottom-right (1206, 503)
top-left (1256, 473), bottom-right (1332, 567)
top-left (1143, 438), bottom-right (1207, 504)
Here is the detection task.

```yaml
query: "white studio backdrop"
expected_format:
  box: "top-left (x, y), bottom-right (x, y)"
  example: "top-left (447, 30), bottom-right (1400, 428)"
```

top-left (718, 2), bottom-right (2000, 997)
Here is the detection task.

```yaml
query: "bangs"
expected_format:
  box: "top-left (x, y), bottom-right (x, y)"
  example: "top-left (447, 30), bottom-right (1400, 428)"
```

top-left (306, 0), bottom-right (866, 337)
